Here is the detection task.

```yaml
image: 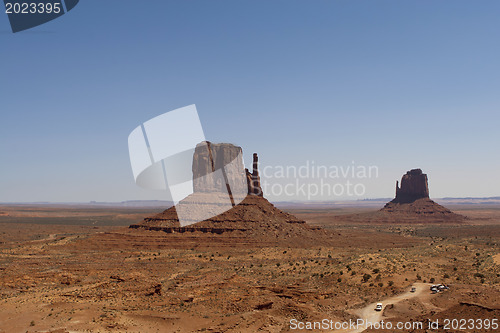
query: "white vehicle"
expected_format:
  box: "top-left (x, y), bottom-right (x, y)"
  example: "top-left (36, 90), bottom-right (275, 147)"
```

top-left (375, 303), bottom-right (383, 311)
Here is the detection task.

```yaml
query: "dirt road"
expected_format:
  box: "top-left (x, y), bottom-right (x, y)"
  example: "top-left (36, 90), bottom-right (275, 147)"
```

top-left (332, 283), bottom-right (431, 333)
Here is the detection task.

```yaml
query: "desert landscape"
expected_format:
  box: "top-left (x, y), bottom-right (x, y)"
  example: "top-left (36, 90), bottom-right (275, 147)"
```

top-left (0, 147), bottom-right (499, 333)
top-left (3, 2), bottom-right (499, 332)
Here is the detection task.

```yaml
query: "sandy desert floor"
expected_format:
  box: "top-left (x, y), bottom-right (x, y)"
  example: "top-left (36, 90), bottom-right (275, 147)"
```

top-left (0, 204), bottom-right (499, 332)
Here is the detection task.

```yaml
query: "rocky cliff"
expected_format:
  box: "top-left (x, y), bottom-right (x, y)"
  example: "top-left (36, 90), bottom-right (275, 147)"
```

top-left (192, 141), bottom-right (262, 198)
top-left (192, 141), bottom-right (247, 196)
top-left (394, 168), bottom-right (429, 203)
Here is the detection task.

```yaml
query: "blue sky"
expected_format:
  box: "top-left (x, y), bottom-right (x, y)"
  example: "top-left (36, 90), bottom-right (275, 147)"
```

top-left (1, 0), bottom-right (499, 202)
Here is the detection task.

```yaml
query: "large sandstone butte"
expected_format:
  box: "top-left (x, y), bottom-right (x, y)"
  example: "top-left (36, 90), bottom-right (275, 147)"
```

top-left (131, 142), bottom-right (327, 243)
top-left (380, 168), bottom-right (465, 222)
top-left (394, 169), bottom-right (429, 203)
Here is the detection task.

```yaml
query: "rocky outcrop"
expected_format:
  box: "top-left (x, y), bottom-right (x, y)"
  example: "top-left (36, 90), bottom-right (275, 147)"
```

top-left (192, 141), bottom-right (246, 195)
top-left (394, 169), bottom-right (429, 203)
top-left (380, 168), bottom-right (465, 222)
top-left (192, 141), bottom-right (262, 198)
top-left (130, 143), bottom-right (323, 237)
top-left (246, 153), bottom-right (263, 196)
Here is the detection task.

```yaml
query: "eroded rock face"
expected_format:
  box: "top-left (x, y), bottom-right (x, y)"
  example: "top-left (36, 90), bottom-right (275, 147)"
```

top-left (246, 153), bottom-right (263, 196)
top-left (394, 168), bottom-right (429, 203)
top-left (192, 141), bottom-right (246, 195)
top-left (192, 141), bottom-right (263, 197)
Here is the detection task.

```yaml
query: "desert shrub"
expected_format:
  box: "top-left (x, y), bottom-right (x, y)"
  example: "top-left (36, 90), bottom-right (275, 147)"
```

top-left (474, 273), bottom-right (485, 278)
top-left (388, 280), bottom-right (394, 286)
top-left (362, 274), bottom-right (371, 282)
top-left (453, 267), bottom-right (458, 271)
top-left (373, 268), bottom-right (380, 274)
top-left (378, 282), bottom-right (384, 287)
top-left (481, 278), bottom-right (485, 284)
top-left (443, 274), bottom-right (450, 279)
top-left (416, 274), bottom-right (421, 280)
top-left (337, 278), bottom-right (342, 283)
top-left (429, 278), bottom-right (435, 283)
top-left (340, 271), bottom-right (343, 275)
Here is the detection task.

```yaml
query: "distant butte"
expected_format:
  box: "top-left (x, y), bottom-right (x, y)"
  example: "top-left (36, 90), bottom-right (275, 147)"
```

top-left (394, 169), bottom-right (429, 203)
top-left (380, 168), bottom-right (466, 222)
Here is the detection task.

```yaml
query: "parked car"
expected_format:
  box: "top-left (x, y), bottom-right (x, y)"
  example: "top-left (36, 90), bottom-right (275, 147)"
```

top-left (410, 287), bottom-right (416, 293)
top-left (375, 303), bottom-right (383, 311)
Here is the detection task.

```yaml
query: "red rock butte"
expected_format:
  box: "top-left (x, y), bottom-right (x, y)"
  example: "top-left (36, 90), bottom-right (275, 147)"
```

top-left (394, 169), bottom-right (429, 203)
top-left (130, 142), bottom-right (329, 244)
top-left (380, 168), bottom-right (465, 222)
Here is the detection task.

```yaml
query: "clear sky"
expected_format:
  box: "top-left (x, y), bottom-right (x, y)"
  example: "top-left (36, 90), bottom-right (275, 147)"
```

top-left (1, 0), bottom-right (499, 202)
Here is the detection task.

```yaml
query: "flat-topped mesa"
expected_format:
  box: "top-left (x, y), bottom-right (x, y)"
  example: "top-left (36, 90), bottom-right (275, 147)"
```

top-left (245, 153), bottom-right (263, 196)
top-left (394, 168), bottom-right (429, 203)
